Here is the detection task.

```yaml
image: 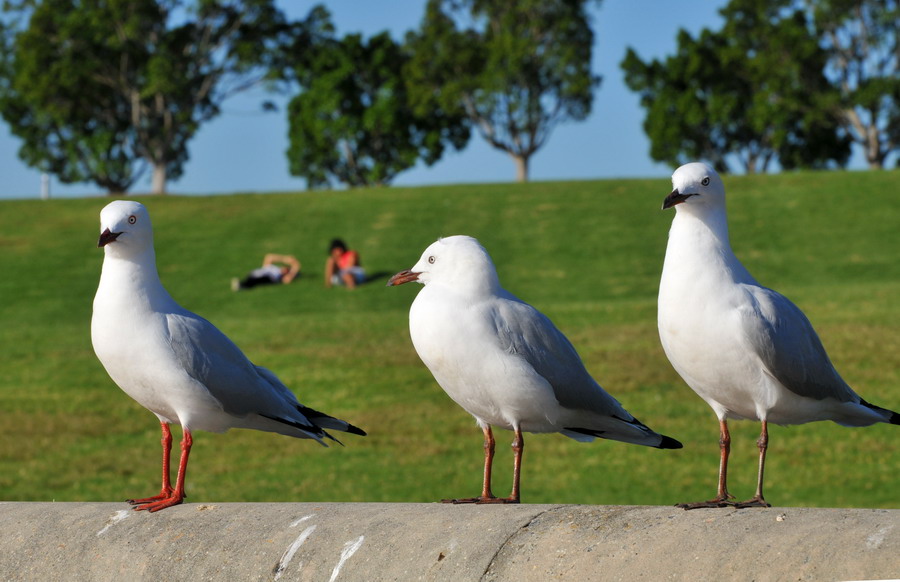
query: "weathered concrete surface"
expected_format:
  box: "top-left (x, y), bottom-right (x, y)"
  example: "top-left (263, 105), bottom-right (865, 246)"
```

top-left (0, 503), bottom-right (898, 581)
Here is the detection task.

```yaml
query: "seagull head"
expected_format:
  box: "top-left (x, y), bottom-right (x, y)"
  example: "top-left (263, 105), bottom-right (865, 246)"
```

top-left (97, 200), bottom-right (153, 255)
top-left (662, 162), bottom-right (725, 211)
top-left (387, 235), bottom-right (500, 294)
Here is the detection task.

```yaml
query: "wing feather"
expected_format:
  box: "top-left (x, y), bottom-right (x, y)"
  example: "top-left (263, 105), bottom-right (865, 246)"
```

top-left (165, 311), bottom-right (304, 418)
top-left (739, 284), bottom-right (856, 403)
top-left (489, 291), bottom-right (633, 420)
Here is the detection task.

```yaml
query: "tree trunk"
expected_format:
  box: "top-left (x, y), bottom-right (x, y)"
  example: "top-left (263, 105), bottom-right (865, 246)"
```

top-left (866, 129), bottom-right (885, 169)
top-left (151, 163), bottom-right (167, 194)
top-left (513, 154), bottom-right (529, 183)
top-left (745, 156), bottom-right (757, 174)
top-left (843, 107), bottom-right (886, 169)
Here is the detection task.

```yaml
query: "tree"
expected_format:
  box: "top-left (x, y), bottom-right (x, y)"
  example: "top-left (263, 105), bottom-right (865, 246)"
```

top-left (811, 0), bottom-right (900, 168)
top-left (0, 2), bottom-right (145, 192)
top-left (0, 0), bottom-right (303, 194)
top-left (621, 29), bottom-right (734, 173)
top-left (406, 0), bottom-right (601, 182)
top-left (622, 0), bottom-right (850, 173)
top-left (285, 29), bottom-right (469, 189)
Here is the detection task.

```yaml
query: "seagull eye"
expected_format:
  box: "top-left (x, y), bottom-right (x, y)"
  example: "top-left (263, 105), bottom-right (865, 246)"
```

top-left (428, 256), bottom-right (436, 264)
top-left (701, 177), bottom-right (710, 186)
top-left (128, 215), bottom-right (137, 225)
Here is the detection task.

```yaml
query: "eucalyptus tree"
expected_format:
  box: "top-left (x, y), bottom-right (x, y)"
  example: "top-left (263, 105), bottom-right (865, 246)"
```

top-left (622, 0), bottom-right (849, 173)
top-left (405, 0), bottom-right (601, 182)
top-left (0, 0), bottom-right (308, 194)
top-left (812, 0), bottom-right (900, 168)
top-left (285, 30), bottom-right (469, 189)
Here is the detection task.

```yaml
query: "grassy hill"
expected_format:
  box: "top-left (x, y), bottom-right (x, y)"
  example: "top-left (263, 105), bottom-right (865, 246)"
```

top-left (1, 170), bottom-right (898, 508)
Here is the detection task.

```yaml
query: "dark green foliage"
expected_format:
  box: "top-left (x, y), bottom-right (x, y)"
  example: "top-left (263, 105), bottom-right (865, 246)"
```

top-left (0, 0), bottom-right (298, 194)
top-left (285, 26), bottom-right (469, 189)
top-left (621, 0), bottom-right (850, 173)
top-left (405, 0), bottom-right (601, 182)
top-left (811, 0), bottom-right (900, 168)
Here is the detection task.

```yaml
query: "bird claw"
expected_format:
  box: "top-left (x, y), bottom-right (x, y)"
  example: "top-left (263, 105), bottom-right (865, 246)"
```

top-left (676, 498), bottom-right (736, 510)
top-left (129, 495), bottom-right (185, 512)
top-left (734, 496), bottom-right (770, 509)
top-left (126, 487), bottom-right (179, 505)
top-left (127, 488), bottom-right (185, 512)
top-left (442, 496), bottom-right (520, 505)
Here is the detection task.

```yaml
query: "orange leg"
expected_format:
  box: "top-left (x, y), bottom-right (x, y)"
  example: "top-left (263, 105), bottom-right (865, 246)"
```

top-left (735, 420), bottom-right (771, 508)
top-left (507, 427), bottom-right (524, 503)
top-left (129, 424), bottom-right (192, 512)
top-left (445, 425), bottom-right (521, 504)
top-left (678, 419), bottom-right (736, 510)
top-left (127, 422), bottom-right (174, 505)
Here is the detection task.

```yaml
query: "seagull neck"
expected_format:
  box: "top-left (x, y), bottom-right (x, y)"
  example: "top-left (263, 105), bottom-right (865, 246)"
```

top-left (666, 207), bottom-right (742, 282)
top-left (100, 248), bottom-right (167, 295)
top-left (441, 280), bottom-right (497, 300)
top-left (472, 276), bottom-right (502, 298)
top-left (673, 206), bottom-right (732, 253)
top-left (667, 206), bottom-right (758, 286)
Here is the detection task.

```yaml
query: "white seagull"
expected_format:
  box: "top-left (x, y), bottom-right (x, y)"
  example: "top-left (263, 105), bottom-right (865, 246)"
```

top-left (658, 162), bottom-right (899, 509)
top-left (91, 201), bottom-right (365, 512)
top-left (388, 235), bottom-right (681, 504)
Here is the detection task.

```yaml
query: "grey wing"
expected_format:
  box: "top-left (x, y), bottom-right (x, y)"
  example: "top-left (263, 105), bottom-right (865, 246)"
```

top-left (165, 310), bottom-right (300, 417)
top-left (739, 284), bottom-right (856, 403)
top-left (490, 293), bottom-right (634, 420)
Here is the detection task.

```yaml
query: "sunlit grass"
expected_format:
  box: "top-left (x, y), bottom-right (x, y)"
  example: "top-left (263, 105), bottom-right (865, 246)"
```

top-left (0, 169), bottom-right (898, 507)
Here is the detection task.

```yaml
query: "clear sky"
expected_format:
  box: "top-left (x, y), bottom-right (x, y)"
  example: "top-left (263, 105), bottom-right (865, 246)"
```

top-left (0, 1), bottom-right (739, 199)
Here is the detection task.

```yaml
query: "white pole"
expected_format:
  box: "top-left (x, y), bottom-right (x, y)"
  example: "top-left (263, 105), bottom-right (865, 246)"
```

top-left (40, 173), bottom-right (50, 200)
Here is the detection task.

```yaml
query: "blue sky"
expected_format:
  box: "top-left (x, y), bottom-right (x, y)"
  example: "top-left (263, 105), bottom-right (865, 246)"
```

top-left (1, 1), bottom-right (735, 199)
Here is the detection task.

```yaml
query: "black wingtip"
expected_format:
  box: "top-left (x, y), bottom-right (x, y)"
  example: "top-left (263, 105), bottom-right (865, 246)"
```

top-left (345, 423), bottom-right (367, 437)
top-left (261, 412), bottom-right (329, 440)
top-left (657, 435), bottom-right (683, 449)
top-left (859, 398), bottom-right (900, 425)
top-left (295, 404), bottom-right (367, 436)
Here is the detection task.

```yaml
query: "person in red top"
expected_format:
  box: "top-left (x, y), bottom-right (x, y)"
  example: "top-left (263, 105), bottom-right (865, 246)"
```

top-left (325, 238), bottom-right (366, 289)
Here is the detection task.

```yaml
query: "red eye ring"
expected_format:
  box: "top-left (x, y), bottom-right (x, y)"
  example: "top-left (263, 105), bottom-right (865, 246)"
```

top-left (128, 215), bottom-right (137, 225)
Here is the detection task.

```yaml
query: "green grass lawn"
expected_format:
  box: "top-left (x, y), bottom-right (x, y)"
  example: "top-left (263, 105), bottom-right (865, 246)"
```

top-left (1, 170), bottom-right (898, 508)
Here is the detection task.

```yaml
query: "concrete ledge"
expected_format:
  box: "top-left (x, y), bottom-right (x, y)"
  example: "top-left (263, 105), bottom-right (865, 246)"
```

top-left (1, 502), bottom-right (897, 581)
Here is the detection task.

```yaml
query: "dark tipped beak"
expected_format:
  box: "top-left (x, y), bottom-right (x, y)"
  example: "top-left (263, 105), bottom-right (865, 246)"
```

top-left (386, 269), bottom-right (420, 286)
top-left (662, 189), bottom-right (696, 210)
top-left (97, 228), bottom-right (121, 247)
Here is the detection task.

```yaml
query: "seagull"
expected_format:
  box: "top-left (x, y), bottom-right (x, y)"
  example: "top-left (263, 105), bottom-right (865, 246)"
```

top-left (388, 235), bottom-right (681, 503)
top-left (658, 162), bottom-right (899, 510)
top-left (91, 200), bottom-right (365, 512)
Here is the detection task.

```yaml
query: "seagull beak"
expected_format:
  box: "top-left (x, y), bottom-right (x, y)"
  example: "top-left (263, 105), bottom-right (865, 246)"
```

top-left (97, 228), bottom-right (121, 247)
top-left (662, 189), bottom-right (696, 210)
top-left (386, 269), bottom-right (420, 286)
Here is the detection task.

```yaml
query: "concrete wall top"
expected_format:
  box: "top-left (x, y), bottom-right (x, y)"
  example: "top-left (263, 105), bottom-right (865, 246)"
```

top-left (1, 502), bottom-right (898, 581)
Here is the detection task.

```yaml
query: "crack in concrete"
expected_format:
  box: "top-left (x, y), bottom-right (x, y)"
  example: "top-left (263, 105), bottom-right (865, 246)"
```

top-left (479, 505), bottom-right (570, 581)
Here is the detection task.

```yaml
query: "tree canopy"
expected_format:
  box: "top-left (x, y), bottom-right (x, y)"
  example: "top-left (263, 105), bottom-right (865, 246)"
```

top-left (285, 28), bottom-right (469, 189)
top-left (4, 0), bottom-right (895, 194)
top-left (622, 0), bottom-right (850, 173)
top-left (0, 0), bottom-right (303, 194)
top-left (405, 0), bottom-right (601, 182)
top-left (812, 0), bottom-right (900, 168)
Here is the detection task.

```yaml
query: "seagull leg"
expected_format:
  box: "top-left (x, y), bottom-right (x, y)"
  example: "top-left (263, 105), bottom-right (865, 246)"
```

top-left (504, 427), bottom-right (524, 504)
top-left (127, 422), bottom-right (175, 506)
top-left (444, 425), bottom-right (505, 504)
top-left (677, 419), bottom-right (736, 510)
top-left (480, 426), bottom-right (497, 499)
top-left (735, 421), bottom-right (771, 508)
top-left (131, 427), bottom-right (192, 512)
